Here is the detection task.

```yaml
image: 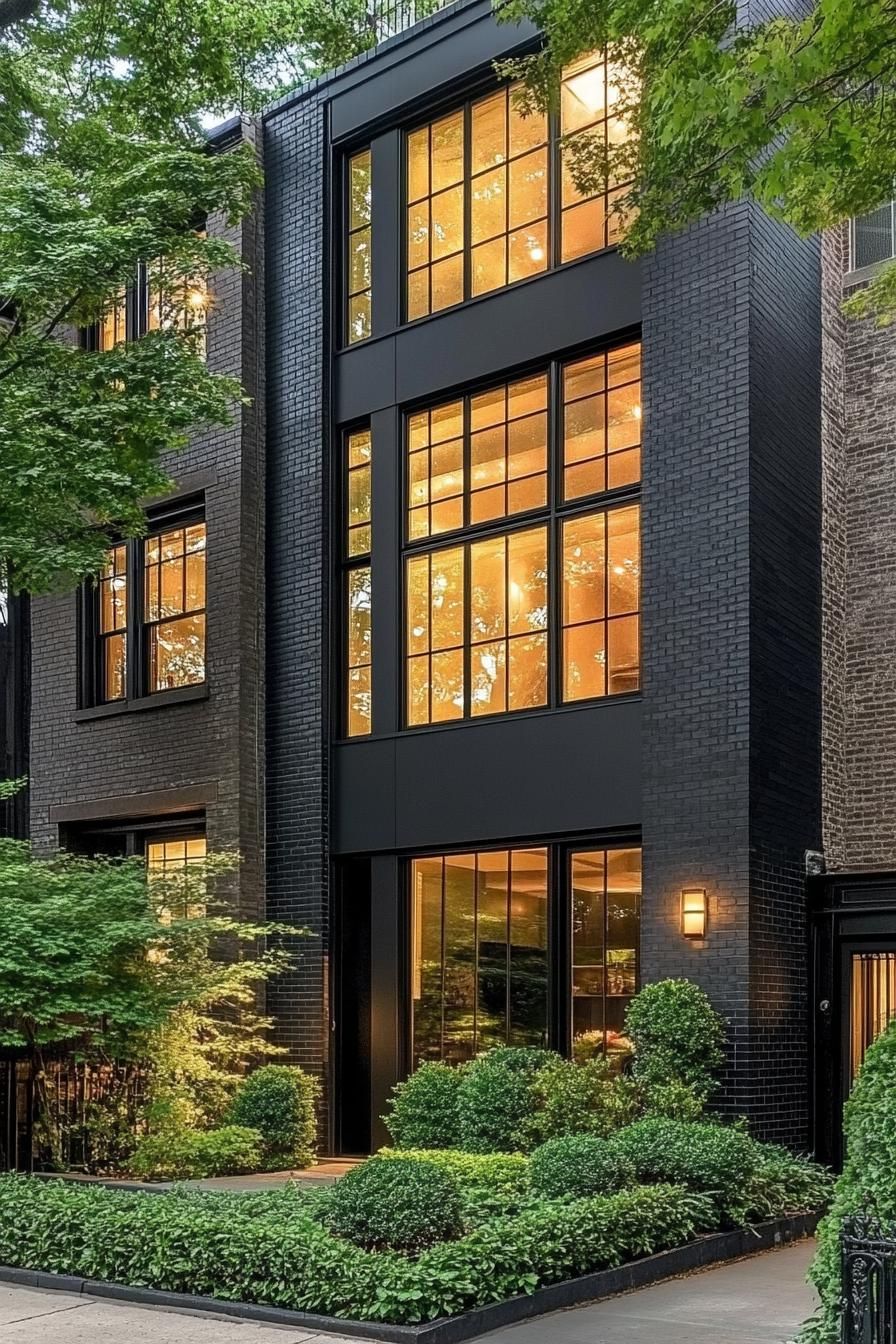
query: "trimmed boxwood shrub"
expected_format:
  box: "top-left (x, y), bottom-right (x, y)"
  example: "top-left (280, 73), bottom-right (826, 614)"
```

top-left (384, 1062), bottom-right (462, 1150)
top-left (227, 1066), bottom-right (318, 1169)
top-left (375, 1147), bottom-right (529, 1197)
top-left (320, 1156), bottom-right (464, 1253)
top-left (457, 1049), bottom-right (560, 1154)
top-left (528, 1058), bottom-right (639, 1143)
top-left (625, 980), bottom-right (725, 1101)
top-left (805, 1022), bottom-right (896, 1344)
top-left (0, 1173), bottom-right (713, 1325)
top-left (129, 1125), bottom-right (263, 1181)
top-left (611, 1117), bottom-right (760, 1218)
top-left (530, 1135), bottom-right (635, 1201)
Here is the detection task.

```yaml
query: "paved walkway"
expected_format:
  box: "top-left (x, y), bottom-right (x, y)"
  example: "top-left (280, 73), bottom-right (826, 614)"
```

top-left (32, 1160), bottom-right (360, 1194)
top-left (0, 1240), bottom-right (818, 1342)
top-left (484, 1239), bottom-right (819, 1343)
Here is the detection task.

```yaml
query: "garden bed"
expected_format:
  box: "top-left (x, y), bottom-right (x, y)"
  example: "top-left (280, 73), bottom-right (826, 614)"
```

top-left (0, 1211), bottom-right (819, 1344)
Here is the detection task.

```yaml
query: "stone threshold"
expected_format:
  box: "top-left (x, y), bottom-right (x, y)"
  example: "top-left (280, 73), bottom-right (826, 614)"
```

top-left (0, 1211), bottom-right (819, 1344)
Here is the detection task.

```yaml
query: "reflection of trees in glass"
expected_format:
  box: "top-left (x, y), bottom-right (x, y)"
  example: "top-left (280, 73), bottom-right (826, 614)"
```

top-left (411, 850), bottom-right (548, 1062)
top-left (571, 847), bottom-right (640, 1057)
top-left (347, 567), bottom-right (371, 734)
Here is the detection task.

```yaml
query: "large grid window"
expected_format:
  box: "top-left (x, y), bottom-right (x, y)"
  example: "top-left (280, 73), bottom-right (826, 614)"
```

top-left (144, 523), bottom-right (207, 693)
top-left (346, 150), bottom-right (372, 343)
top-left (411, 842), bottom-right (641, 1066)
top-left (412, 847), bottom-right (549, 1063)
top-left (84, 501), bottom-right (207, 708)
top-left (403, 343), bottom-right (641, 726)
top-left (405, 52), bottom-right (631, 320)
top-left (97, 544), bottom-right (128, 703)
top-left (344, 427), bottom-right (372, 736)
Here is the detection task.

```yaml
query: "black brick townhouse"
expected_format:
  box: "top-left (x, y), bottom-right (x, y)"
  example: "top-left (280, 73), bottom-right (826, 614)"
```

top-left (7, 0), bottom-right (892, 1164)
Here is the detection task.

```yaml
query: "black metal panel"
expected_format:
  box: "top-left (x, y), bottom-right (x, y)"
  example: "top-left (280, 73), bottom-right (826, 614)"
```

top-left (332, 699), bottom-right (642, 855)
top-left (336, 252), bottom-right (641, 425)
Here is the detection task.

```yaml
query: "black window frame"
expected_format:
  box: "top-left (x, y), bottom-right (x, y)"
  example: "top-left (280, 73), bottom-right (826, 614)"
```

top-left (407, 833), bottom-right (641, 1066)
top-left (341, 423), bottom-right (373, 737)
top-left (399, 338), bottom-right (642, 729)
top-left (60, 812), bottom-right (206, 859)
top-left (79, 493), bottom-right (207, 710)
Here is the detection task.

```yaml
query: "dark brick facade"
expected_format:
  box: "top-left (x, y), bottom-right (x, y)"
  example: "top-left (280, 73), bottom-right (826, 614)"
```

top-left (821, 224), bottom-right (896, 873)
top-left (28, 119), bottom-right (267, 920)
top-left (641, 202), bottom-right (821, 1145)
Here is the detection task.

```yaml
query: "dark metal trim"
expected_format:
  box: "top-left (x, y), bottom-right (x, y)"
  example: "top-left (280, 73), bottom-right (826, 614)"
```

top-left (48, 782), bottom-right (218, 825)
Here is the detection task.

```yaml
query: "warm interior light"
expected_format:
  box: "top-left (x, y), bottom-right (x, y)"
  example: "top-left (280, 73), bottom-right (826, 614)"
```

top-left (565, 65), bottom-right (606, 120)
top-left (681, 888), bottom-right (707, 938)
top-left (529, 244), bottom-right (545, 262)
top-left (633, 404), bottom-right (642, 420)
top-left (188, 289), bottom-right (207, 308)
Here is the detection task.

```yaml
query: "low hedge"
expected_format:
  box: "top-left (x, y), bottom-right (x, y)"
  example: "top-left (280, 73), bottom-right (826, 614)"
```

top-left (320, 1156), bottom-right (464, 1252)
top-left (611, 1117), bottom-right (760, 1219)
top-left (375, 1147), bottom-right (530, 1197)
top-left (0, 1175), bottom-right (712, 1324)
top-left (530, 1135), bottom-right (635, 1201)
top-left (128, 1125), bottom-right (263, 1181)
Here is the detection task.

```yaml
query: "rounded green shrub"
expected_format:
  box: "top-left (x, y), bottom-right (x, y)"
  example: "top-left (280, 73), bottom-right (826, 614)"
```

top-left (321, 1155), bottom-right (464, 1253)
top-left (530, 1134), bottom-right (635, 1200)
top-left (457, 1052), bottom-right (553, 1153)
top-left (129, 1125), bottom-right (262, 1181)
top-left (639, 1079), bottom-right (705, 1121)
top-left (625, 980), bottom-right (725, 1101)
top-left (227, 1065), bottom-right (319, 1169)
top-left (384, 1061), bottom-right (463, 1149)
top-left (529, 1057), bottom-right (640, 1143)
top-left (808, 1021), bottom-right (896, 1343)
top-left (611, 1117), bottom-right (760, 1217)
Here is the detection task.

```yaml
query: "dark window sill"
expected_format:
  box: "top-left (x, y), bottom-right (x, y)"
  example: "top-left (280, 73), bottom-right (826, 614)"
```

top-left (73, 684), bottom-right (209, 722)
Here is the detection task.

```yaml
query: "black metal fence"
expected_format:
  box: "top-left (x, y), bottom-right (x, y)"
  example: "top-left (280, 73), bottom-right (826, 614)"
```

top-left (842, 1215), bottom-right (896, 1343)
top-left (33, 1060), bottom-right (147, 1174)
top-left (369, 0), bottom-right (447, 41)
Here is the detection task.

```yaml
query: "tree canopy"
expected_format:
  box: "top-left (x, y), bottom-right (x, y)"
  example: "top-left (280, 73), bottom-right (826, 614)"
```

top-left (0, 0), bottom-right (391, 595)
top-left (501, 0), bottom-right (896, 317)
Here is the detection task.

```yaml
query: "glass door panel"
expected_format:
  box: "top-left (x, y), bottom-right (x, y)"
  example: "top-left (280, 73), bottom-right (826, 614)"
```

top-left (850, 951), bottom-right (896, 1082)
top-left (571, 847), bottom-right (641, 1062)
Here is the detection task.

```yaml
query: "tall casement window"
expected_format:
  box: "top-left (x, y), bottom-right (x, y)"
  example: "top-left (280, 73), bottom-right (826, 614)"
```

top-left (570, 847), bottom-right (641, 1061)
top-left (405, 52), bottom-right (630, 320)
top-left (411, 842), bottom-right (641, 1065)
top-left (346, 150), bottom-right (372, 343)
top-left (404, 341), bottom-right (641, 727)
top-left (83, 499), bottom-right (207, 707)
top-left (344, 427), bottom-right (372, 736)
top-left (85, 250), bottom-right (208, 354)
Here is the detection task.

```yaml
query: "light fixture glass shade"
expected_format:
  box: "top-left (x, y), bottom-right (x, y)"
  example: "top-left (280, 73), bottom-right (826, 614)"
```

top-left (681, 888), bottom-right (707, 938)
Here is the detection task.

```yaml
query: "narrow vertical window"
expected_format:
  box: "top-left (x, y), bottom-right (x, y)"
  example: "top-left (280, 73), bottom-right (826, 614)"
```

top-left (347, 150), bottom-right (372, 343)
top-left (144, 522), bottom-right (207, 692)
top-left (562, 504), bottom-right (640, 701)
top-left (406, 111), bottom-right (465, 320)
top-left (345, 427), bottom-right (372, 735)
top-left (470, 89), bottom-right (548, 296)
top-left (99, 295), bottom-right (127, 350)
top-left (97, 544), bottom-right (128, 702)
top-left (560, 54), bottom-right (631, 261)
top-left (571, 847), bottom-right (641, 1060)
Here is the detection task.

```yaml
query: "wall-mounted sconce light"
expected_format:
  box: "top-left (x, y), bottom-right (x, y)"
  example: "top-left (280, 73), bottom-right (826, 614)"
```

top-left (681, 888), bottom-right (707, 938)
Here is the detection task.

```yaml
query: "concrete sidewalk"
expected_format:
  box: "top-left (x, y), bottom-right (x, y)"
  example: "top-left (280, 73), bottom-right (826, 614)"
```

top-left (484, 1239), bottom-right (819, 1342)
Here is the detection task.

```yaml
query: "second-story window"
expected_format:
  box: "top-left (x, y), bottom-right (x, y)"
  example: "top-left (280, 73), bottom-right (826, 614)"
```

top-left (851, 202), bottom-right (896, 270)
top-left (84, 499), bottom-right (207, 708)
top-left (405, 52), bottom-right (630, 321)
top-left (344, 427), bottom-right (372, 735)
top-left (403, 341), bottom-right (641, 727)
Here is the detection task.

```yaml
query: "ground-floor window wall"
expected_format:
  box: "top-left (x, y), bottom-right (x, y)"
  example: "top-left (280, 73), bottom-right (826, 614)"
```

top-left (410, 842), bottom-right (641, 1067)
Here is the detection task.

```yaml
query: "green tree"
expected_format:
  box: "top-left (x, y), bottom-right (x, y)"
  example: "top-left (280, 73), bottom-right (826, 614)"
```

top-left (0, 0), bottom-right (401, 594)
top-left (500, 0), bottom-right (896, 319)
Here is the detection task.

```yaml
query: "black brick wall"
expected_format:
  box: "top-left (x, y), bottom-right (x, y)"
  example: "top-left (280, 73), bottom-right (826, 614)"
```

top-left (262, 91), bottom-right (332, 1115)
top-left (641, 201), bottom-right (820, 1146)
top-left (28, 119), bottom-right (267, 921)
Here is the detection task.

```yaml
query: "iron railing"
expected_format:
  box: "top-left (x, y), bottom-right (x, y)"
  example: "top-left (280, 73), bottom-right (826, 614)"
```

top-left (842, 1215), bottom-right (896, 1343)
top-left (33, 1059), bottom-right (147, 1175)
top-left (368, 0), bottom-right (449, 42)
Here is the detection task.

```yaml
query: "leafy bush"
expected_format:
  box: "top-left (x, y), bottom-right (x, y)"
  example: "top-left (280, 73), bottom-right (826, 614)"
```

top-left (530, 1135), bottom-right (635, 1201)
top-left (625, 980), bottom-right (725, 1101)
top-left (528, 1057), bottom-right (639, 1143)
top-left (475, 1047), bottom-right (562, 1074)
top-left (384, 1062), bottom-right (462, 1150)
top-left (129, 1125), bottom-right (263, 1181)
top-left (455, 1048), bottom-right (561, 1154)
top-left (376, 1147), bottom-right (532, 1225)
top-left (611, 1117), bottom-right (760, 1219)
top-left (0, 1172), bottom-right (712, 1324)
top-left (227, 1066), bottom-right (318, 1169)
top-left (741, 1145), bottom-right (832, 1223)
top-left (639, 1079), bottom-right (705, 1121)
top-left (321, 1156), bottom-right (464, 1253)
top-left (805, 1022), bottom-right (896, 1344)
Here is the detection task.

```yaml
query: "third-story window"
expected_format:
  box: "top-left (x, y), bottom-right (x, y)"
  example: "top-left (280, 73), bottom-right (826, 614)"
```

top-left (144, 523), bottom-right (207, 692)
top-left (346, 150), bottom-right (372, 343)
top-left (405, 52), bottom-right (631, 320)
top-left (345, 427), bottom-right (372, 736)
top-left (403, 341), bottom-right (641, 727)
